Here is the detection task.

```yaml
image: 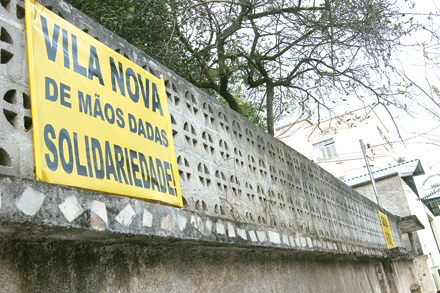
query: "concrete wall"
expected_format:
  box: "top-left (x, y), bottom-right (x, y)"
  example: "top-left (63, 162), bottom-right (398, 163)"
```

top-left (0, 0), bottom-right (401, 252)
top-left (354, 175), bottom-right (410, 217)
top-left (0, 175), bottom-right (422, 292)
top-left (415, 255), bottom-right (438, 293)
top-left (353, 175), bottom-right (440, 258)
top-left (0, 0), bottom-right (425, 292)
top-left (353, 175), bottom-right (416, 253)
top-left (353, 175), bottom-right (440, 291)
top-left (0, 238), bottom-right (417, 293)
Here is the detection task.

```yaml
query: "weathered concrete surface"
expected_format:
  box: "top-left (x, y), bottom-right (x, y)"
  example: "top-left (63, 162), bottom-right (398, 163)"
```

top-left (350, 174), bottom-right (439, 292)
top-left (0, 238), bottom-right (419, 293)
top-left (0, 174), bottom-right (423, 292)
top-left (414, 255), bottom-right (437, 293)
top-left (0, 0), bottom-right (425, 291)
top-left (354, 175), bottom-right (410, 217)
top-left (0, 175), bottom-right (389, 258)
top-left (353, 175), bottom-right (423, 253)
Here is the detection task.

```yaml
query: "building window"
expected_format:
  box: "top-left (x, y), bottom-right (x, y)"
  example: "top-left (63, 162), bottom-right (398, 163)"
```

top-left (313, 138), bottom-right (337, 161)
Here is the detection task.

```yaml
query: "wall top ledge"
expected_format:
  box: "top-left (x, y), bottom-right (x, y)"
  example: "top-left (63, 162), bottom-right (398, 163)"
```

top-left (0, 175), bottom-right (405, 260)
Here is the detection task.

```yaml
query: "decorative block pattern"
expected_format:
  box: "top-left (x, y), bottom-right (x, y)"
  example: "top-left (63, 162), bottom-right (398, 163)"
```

top-left (177, 214), bottom-right (187, 231)
top-left (115, 204), bottom-right (136, 227)
top-left (142, 209), bottom-right (153, 227)
top-left (0, 0), bottom-right (403, 252)
top-left (161, 215), bottom-right (172, 232)
top-left (0, 176), bottom-right (391, 261)
top-left (16, 186), bottom-right (45, 216)
top-left (91, 200), bottom-right (108, 226)
top-left (58, 195), bottom-right (84, 223)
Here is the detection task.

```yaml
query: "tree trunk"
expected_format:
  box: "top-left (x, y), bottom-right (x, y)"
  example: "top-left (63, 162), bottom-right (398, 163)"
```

top-left (220, 82), bottom-right (243, 114)
top-left (266, 80), bottom-right (275, 135)
top-left (218, 39), bottom-right (243, 115)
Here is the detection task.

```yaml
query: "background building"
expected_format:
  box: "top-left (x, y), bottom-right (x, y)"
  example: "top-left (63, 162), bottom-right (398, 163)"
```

top-left (278, 108), bottom-right (440, 290)
top-left (345, 160), bottom-right (440, 290)
top-left (276, 106), bottom-right (397, 180)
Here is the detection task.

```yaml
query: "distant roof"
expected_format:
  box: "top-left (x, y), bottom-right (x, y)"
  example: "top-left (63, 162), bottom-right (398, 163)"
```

top-left (422, 196), bottom-right (440, 216)
top-left (344, 159), bottom-right (425, 187)
top-left (275, 105), bottom-right (391, 139)
top-left (276, 105), bottom-right (375, 132)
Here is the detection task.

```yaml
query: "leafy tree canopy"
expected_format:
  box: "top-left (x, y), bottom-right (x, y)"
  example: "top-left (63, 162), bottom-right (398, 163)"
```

top-left (65, 0), bottom-right (439, 137)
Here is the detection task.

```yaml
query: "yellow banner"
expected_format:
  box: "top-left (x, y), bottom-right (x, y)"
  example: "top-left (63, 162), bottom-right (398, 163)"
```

top-left (25, 0), bottom-right (182, 206)
top-left (378, 211), bottom-right (395, 249)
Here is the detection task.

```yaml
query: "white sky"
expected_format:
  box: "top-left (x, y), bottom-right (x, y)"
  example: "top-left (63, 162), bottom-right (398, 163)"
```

top-left (274, 0), bottom-right (440, 177)
top-left (391, 0), bottom-right (440, 168)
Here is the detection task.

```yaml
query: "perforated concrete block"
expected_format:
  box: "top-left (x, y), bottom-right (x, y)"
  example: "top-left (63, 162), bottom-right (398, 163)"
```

top-left (0, 139), bottom-right (19, 177)
top-left (0, 3), bottom-right (28, 86)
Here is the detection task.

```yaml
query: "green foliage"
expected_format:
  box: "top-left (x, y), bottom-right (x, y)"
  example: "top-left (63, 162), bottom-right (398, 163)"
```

top-left (65, 0), bottom-right (422, 135)
top-left (217, 86), bottom-right (267, 130)
top-left (238, 101), bottom-right (267, 130)
top-left (396, 157), bottom-right (406, 163)
top-left (64, 0), bottom-right (182, 69)
top-left (433, 86), bottom-right (440, 98)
